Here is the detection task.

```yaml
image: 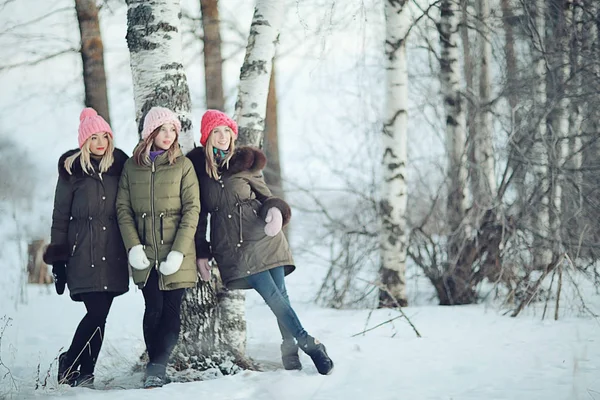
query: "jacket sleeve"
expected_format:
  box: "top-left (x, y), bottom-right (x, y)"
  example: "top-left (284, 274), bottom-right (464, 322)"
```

top-left (247, 172), bottom-right (292, 226)
top-left (116, 163), bottom-right (141, 251)
top-left (44, 174), bottom-right (73, 264)
top-left (172, 159), bottom-right (201, 255)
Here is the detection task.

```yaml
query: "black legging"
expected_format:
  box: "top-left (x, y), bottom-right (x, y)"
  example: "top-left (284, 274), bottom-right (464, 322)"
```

top-left (142, 269), bottom-right (185, 368)
top-left (66, 292), bottom-right (115, 375)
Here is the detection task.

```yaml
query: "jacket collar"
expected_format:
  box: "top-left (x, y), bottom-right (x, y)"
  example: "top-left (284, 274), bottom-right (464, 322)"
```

top-left (186, 146), bottom-right (266, 178)
top-left (58, 148), bottom-right (128, 180)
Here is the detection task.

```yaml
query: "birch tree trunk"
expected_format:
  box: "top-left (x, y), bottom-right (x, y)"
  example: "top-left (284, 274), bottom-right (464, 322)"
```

top-left (439, 0), bottom-right (468, 256)
top-left (234, 0), bottom-right (284, 147)
top-left (549, 1), bottom-right (572, 254)
top-left (264, 61), bottom-right (284, 199)
top-left (200, 0), bottom-right (225, 110)
top-left (473, 0), bottom-right (496, 208)
top-left (439, 0), bottom-right (472, 304)
top-left (216, 0), bottom-right (284, 360)
top-left (501, 0), bottom-right (526, 208)
top-left (75, 0), bottom-right (111, 124)
top-left (531, 0), bottom-right (552, 267)
top-left (126, 0), bottom-right (246, 374)
top-left (461, 0), bottom-right (478, 215)
top-left (379, 0), bottom-right (409, 308)
top-left (569, 2), bottom-right (583, 194)
top-left (125, 0), bottom-right (194, 151)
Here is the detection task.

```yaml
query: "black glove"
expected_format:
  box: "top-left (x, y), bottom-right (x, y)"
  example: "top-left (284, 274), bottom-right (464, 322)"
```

top-left (52, 263), bottom-right (67, 295)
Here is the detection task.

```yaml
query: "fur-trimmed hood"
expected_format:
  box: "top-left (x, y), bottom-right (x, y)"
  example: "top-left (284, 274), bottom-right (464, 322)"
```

top-left (58, 148), bottom-right (129, 180)
top-left (186, 146), bottom-right (267, 177)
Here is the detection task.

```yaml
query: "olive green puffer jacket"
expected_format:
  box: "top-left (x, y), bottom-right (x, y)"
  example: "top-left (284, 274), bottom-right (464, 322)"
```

top-left (116, 146), bottom-right (200, 290)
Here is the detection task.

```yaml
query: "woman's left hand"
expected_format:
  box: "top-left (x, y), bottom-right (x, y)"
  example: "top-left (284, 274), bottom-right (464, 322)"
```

top-left (264, 207), bottom-right (283, 236)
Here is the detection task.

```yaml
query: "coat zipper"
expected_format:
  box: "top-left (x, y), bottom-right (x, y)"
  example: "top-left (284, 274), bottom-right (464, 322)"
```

top-left (150, 162), bottom-right (159, 269)
top-left (89, 219), bottom-right (94, 267)
top-left (159, 212), bottom-right (165, 244)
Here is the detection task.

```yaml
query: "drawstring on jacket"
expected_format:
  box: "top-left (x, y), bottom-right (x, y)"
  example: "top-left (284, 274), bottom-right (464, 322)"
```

top-left (141, 213), bottom-right (147, 248)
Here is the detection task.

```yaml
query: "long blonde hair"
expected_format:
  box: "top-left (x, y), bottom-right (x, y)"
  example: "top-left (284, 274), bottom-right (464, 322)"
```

top-left (204, 127), bottom-right (236, 180)
top-left (64, 134), bottom-right (115, 175)
top-left (133, 126), bottom-right (179, 166)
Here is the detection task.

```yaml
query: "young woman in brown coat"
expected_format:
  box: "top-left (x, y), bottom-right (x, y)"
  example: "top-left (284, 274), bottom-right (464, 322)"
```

top-left (43, 108), bottom-right (129, 388)
top-left (187, 110), bottom-right (334, 375)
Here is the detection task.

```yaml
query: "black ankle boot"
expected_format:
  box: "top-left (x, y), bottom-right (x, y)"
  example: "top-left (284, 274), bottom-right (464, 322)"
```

top-left (298, 336), bottom-right (334, 375)
top-left (144, 363), bottom-right (167, 388)
top-left (281, 340), bottom-right (302, 370)
top-left (58, 352), bottom-right (79, 386)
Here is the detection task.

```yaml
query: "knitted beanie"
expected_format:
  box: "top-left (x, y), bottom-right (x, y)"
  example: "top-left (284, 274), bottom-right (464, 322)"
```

top-left (78, 108), bottom-right (113, 148)
top-left (200, 110), bottom-right (238, 147)
top-left (141, 107), bottom-right (182, 140)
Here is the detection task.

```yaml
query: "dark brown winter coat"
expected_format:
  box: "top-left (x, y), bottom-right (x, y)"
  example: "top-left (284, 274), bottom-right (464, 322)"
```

top-left (44, 148), bottom-right (130, 301)
top-left (187, 146), bottom-right (295, 290)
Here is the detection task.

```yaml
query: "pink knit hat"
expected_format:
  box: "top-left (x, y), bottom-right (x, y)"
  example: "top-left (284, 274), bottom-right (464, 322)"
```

top-left (78, 108), bottom-right (113, 148)
top-left (141, 107), bottom-right (182, 139)
top-left (200, 110), bottom-right (238, 147)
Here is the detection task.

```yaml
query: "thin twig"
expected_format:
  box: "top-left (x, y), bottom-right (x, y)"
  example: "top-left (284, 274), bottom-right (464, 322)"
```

top-left (351, 315), bottom-right (405, 337)
top-left (355, 277), bottom-right (421, 338)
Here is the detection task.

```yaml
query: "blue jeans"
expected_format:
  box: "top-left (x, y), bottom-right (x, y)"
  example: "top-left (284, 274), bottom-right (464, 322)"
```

top-left (245, 266), bottom-right (307, 342)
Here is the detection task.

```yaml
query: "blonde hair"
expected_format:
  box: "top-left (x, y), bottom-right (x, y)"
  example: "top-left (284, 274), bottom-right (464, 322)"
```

top-left (204, 127), bottom-right (236, 180)
top-left (133, 126), bottom-right (179, 166)
top-left (64, 134), bottom-right (115, 175)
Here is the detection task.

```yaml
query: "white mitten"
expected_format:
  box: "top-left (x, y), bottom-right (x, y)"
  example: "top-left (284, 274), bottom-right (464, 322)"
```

top-left (159, 251), bottom-right (184, 276)
top-left (129, 244), bottom-right (150, 270)
top-left (264, 207), bottom-right (283, 237)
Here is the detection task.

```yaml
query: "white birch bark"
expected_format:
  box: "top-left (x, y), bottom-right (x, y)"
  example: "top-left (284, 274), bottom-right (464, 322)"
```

top-left (550, 1), bottom-right (572, 252)
top-left (125, 0), bottom-right (194, 152)
top-left (379, 0), bottom-right (409, 308)
top-left (531, 0), bottom-right (552, 266)
top-left (126, 0), bottom-right (248, 373)
top-left (234, 0), bottom-right (284, 147)
top-left (439, 0), bottom-right (468, 261)
top-left (222, 0), bottom-right (284, 355)
top-left (474, 0), bottom-right (496, 208)
top-left (569, 2), bottom-right (583, 192)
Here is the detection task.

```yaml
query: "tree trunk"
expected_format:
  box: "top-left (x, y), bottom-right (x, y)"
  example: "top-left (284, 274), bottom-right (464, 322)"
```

top-left (474, 0), bottom-right (496, 208)
top-left (531, 0), bottom-right (552, 267)
top-left (125, 0), bottom-right (194, 151)
top-left (549, 1), bottom-right (572, 254)
top-left (379, 0), bottom-right (409, 309)
top-left (439, 0), bottom-right (468, 258)
top-left (568, 2), bottom-right (583, 196)
top-left (263, 61), bottom-right (284, 199)
top-left (126, 0), bottom-right (244, 374)
top-left (439, 0), bottom-right (472, 304)
top-left (74, 0), bottom-right (111, 124)
top-left (501, 0), bottom-right (527, 209)
top-left (234, 0), bottom-right (284, 148)
top-left (200, 0), bottom-right (225, 110)
top-left (461, 0), bottom-right (478, 217)
top-left (222, 0), bottom-right (284, 358)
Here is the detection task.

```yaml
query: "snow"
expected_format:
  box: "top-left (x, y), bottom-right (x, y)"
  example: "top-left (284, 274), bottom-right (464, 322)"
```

top-left (0, 284), bottom-right (599, 400)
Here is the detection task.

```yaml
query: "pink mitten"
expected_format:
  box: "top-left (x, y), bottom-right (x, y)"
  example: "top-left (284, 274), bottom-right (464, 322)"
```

top-left (196, 258), bottom-right (211, 281)
top-left (264, 207), bottom-right (283, 237)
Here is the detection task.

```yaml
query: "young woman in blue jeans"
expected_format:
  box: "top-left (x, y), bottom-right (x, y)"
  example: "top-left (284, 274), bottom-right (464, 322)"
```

top-left (186, 110), bottom-right (334, 375)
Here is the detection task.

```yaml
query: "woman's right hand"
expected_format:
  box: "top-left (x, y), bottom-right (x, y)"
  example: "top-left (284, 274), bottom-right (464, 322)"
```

top-left (129, 244), bottom-right (150, 270)
top-left (196, 258), bottom-right (211, 281)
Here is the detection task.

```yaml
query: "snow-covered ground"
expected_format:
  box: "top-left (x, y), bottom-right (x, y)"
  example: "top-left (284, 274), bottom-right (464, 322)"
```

top-left (1, 283), bottom-right (599, 400)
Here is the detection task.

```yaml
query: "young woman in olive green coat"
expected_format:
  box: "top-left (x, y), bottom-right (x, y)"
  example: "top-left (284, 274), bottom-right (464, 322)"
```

top-left (116, 107), bottom-right (200, 388)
